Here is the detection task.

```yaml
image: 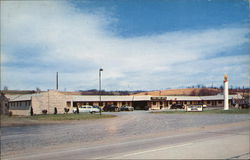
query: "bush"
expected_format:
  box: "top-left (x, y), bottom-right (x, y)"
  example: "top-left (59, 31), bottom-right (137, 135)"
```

top-left (76, 106), bottom-right (79, 114)
top-left (54, 107), bottom-right (57, 114)
top-left (42, 109), bottom-right (47, 115)
top-left (30, 107), bottom-right (34, 116)
top-left (64, 108), bottom-right (69, 114)
top-left (8, 111), bottom-right (12, 116)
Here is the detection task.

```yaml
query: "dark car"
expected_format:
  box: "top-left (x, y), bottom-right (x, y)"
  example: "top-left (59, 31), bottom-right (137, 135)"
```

top-left (120, 105), bottom-right (134, 111)
top-left (93, 105), bottom-right (103, 111)
top-left (170, 103), bottom-right (184, 109)
top-left (103, 105), bottom-right (120, 112)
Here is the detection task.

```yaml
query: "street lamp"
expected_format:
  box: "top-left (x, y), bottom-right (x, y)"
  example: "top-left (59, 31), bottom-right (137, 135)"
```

top-left (99, 68), bottom-right (103, 115)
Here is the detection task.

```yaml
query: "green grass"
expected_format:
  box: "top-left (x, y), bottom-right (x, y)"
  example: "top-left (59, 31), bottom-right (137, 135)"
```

top-left (1, 113), bottom-right (116, 126)
top-left (153, 109), bottom-right (250, 114)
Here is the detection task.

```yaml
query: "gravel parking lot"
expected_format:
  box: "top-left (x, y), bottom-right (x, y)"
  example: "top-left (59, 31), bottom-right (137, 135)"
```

top-left (1, 111), bottom-right (249, 158)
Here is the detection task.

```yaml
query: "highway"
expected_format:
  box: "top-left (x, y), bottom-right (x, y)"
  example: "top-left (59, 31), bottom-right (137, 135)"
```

top-left (1, 111), bottom-right (249, 159)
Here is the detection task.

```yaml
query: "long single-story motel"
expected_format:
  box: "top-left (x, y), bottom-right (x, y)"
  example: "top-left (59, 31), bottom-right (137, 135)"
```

top-left (5, 90), bottom-right (243, 116)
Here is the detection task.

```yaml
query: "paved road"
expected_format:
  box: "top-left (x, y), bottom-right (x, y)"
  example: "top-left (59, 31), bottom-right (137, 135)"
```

top-left (1, 111), bottom-right (249, 159)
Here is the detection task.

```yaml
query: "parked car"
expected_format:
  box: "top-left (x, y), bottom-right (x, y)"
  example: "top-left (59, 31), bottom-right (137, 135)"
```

top-left (103, 105), bottom-right (120, 112)
top-left (120, 105), bottom-right (134, 111)
top-left (73, 105), bottom-right (100, 114)
top-left (170, 104), bottom-right (184, 109)
top-left (197, 104), bottom-right (207, 108)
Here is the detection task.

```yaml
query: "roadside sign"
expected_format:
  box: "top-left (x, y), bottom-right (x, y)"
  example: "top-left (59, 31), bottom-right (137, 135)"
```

top-left (186, 105), bottom-right (203, 112)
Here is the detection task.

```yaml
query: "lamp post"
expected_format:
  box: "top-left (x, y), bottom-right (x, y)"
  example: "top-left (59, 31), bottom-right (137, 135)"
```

top-left (99, 68), bottom-right (103, 115)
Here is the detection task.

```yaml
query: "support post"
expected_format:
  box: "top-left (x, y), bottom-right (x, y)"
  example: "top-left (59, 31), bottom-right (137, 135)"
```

top-left (224, 74), bottom-right (229, 110)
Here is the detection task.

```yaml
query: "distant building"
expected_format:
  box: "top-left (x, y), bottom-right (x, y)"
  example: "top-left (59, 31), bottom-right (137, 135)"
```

top-left (5, 90), bottom-right (243, 116)
top-left (0, 92), bottom-right (9, 115)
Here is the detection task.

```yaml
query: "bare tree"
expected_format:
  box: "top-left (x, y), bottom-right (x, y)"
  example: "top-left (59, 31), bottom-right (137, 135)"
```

top-left (3, 86), bottom-right (8, 91)
top-left (36, 87), bottom-right (41, 93)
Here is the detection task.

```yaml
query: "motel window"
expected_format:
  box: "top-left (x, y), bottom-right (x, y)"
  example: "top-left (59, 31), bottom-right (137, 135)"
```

top-left (89, 102), bottom-right (93, 105)
top-left (190, 101), bottom-right (192, 105)
top-left (218, 100), bottom-right (222, 104)
top-left (114, 102), bottom-right (117, 105)
top-left (122, 102), bottom-right (126, 105)
top-left (207, 101), bottom-right (210, 104)
top-left (153, 102), bottom-right (156, 105)
top-left (99, 102), bottom-right (103, 106)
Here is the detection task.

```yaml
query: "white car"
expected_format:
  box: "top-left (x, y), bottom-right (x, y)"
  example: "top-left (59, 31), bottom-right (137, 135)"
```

top-left (73, 105), bottom-right (100, 114)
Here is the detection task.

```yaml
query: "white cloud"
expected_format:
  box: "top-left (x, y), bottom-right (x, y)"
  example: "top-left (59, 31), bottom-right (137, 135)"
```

top-left (1, 1), bottom-right (249, 90)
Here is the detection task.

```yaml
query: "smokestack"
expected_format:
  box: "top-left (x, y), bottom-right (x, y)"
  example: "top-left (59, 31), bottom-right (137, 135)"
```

top-left (224, 74), bottom-right (229, 110)
top-left (56, 72), bottom-right (58, 90)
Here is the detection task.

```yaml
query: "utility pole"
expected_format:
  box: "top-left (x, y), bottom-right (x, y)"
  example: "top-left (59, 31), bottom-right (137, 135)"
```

top-left (56, 72), bottom-right (58, 90)
top-left (99, 68), bottom-right (103, 115)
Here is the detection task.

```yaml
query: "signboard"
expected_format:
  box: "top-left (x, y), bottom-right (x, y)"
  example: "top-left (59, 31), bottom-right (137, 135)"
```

top-left (186, 105), bottom-right (203, 112)
top-left (151, 97), bottom-right (167, 100)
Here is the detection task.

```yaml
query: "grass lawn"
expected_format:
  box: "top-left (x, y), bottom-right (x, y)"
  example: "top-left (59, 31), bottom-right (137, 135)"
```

top-left (1, 113), bottom-right (116, 126)
top-left (152, 109), bottom-right (250, 114)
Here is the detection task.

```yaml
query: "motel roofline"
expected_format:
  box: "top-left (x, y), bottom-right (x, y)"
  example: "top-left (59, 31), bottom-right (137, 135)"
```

top-left (5, 94), bottom-right (33, 102)
top-left (71, 95), bottom-right (241, 102)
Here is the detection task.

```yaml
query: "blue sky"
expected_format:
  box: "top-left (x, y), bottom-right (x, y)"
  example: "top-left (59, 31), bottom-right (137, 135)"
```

top-left (1, 0), bottom-right (249, 91)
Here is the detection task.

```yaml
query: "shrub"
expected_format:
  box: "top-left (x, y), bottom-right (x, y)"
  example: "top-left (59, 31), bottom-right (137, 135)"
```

top-left (64, 108), bottom-right (69, 114)
top-left (42, 109), bottom-right (47, 115)
top-left (8, 111), bottom-right (12, 116)
top-left (30, 107), bottom-right (34, 116)
top-left (76, 106), bottom-right (79, 114)
top-left (54, 107), bottom-right (57, 114)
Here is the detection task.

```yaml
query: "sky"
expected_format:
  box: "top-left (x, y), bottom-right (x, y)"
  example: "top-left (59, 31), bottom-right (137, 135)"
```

top-left (1, 0), bottom-right (249, 91)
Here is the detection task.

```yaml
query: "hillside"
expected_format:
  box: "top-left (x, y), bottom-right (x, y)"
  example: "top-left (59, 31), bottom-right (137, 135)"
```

top-left (132, 88), bottom-right (222, 96)
top-left (2, 88), bottom-right (248, 97)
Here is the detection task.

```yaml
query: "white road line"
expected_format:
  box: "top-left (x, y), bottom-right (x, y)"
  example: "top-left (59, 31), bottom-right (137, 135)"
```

top-left (98, 142), bottom-right (193, 159)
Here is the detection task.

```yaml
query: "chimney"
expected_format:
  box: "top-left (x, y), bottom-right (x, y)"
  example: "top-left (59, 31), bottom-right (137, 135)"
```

top-left (224, 74), bottom-right (229, 110)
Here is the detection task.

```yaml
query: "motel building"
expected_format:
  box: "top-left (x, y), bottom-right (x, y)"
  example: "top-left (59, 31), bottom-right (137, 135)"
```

top-left (5, 90), bottom-right (243, 116)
